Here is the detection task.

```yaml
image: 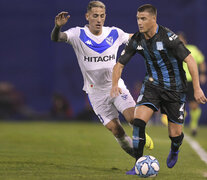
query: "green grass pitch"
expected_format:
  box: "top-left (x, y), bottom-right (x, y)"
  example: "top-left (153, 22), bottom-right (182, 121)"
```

top-left (0, 121), bottom-right (207, 180)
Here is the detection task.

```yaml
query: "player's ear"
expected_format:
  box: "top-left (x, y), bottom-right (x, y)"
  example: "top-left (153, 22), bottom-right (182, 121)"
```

top-left (85, 13), bottom-right (89, 21)
top-left (153, 15), bottom-right (156, 22)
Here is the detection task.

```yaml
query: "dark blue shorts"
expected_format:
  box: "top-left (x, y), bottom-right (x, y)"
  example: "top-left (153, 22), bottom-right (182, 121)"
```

top-left (136, 82), bottom-right (186, 124)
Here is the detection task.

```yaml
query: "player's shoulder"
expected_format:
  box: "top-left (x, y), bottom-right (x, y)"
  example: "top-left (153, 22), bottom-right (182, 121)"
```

top-left (104, 26), bottom-right (126, 33)
top-left (130, 31), bottom-right (142, 42)
top-left (159, 25), bottom-right (178, 41)
top-left (64, 26), bottom-right (82, 35)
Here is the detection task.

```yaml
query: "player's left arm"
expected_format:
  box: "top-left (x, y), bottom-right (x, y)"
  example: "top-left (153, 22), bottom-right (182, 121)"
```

top-left (199, 61), bottom-right (207, 84)
top-left (184, 55), bottom-right (207, 104)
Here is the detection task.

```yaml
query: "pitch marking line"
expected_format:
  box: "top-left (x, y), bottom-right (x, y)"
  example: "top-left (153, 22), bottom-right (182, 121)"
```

top-left (185, 134), bottom-right (207, 165)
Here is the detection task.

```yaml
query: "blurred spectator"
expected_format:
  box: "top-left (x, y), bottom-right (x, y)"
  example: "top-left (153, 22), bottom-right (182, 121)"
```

top-left (50, 93), bottom-right (74, 120)
top-left (0, 81), bottom-right (36, 120)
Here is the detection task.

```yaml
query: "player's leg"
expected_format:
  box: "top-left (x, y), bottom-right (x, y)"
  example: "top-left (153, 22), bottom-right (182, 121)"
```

top-left (105, 118), bottom-right (134, 158)
top-left (125, 105), bottom-right (154, 175)
top-left (161, 96), bottom-right (185, 168)
top-left (114, 88), bottom-right (154, 151)
top-left (125, 83), bottom-right (160, 175)
top-left (133, 105), bottom-right (154, 160)
top-left (189, 101), bottom-right (201, 136)
top-left (167, 122), bottom-right (184, 168)
top-left (122, 107), bottom-right (154, 150)
top-left (88, 92), bottom-right (135, 158)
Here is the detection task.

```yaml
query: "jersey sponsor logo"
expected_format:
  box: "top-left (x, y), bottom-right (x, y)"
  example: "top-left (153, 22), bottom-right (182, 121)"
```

top-left (137, 45), bottom-right (144, 50)
top-left (156, 41), bottom-right (164, 50)
top-left (84, 54), bottom-right (115, 62)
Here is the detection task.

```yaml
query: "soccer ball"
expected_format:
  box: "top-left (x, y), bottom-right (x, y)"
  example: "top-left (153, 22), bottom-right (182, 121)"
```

top-left (135, 155), bottom-right (160, 178)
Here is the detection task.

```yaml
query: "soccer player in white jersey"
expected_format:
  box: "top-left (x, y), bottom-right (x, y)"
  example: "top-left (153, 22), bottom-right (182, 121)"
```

top-left (51, 0), bottom-right (153, 164)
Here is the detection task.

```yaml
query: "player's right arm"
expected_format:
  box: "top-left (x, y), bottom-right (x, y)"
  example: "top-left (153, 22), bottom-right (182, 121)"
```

top-left (51, 12), bottom-right (70, 42)
top-left (111, 62), bottom-right (125, 97)
top-left (110, 34), bottom-right (137, 97)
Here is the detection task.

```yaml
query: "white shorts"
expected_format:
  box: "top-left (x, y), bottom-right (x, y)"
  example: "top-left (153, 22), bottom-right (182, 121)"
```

top-left (88, 88), bottom-right (135, 126)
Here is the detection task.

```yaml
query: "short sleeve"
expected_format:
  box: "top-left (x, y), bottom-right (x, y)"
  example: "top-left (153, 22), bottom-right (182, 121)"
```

top-left (63, 27), bottom-right (79, 45)
top-left (118, 33), bottom-right (138, 65)
top-left (115, 27), bottom-right (130, 45)
top-left (165, 29), bottom-right (190, 61)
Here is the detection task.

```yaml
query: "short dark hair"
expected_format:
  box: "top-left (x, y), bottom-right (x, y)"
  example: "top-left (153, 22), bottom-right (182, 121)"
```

top-left (137, 4), bottom-right (157, 17)
top-left (87, 1), bottom-right (105, 12)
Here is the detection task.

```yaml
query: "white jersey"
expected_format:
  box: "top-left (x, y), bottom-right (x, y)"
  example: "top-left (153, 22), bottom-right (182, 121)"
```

top-left (64, 25), bottom-right (129, 94)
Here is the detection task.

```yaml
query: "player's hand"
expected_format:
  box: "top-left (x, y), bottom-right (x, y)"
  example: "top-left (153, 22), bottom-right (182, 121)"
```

top-left (55, 12), bottom-right (70, 27)
top-left (194, 88), bottom-right (207, 104)
top-left (110, 85), bottom-right (122, 97)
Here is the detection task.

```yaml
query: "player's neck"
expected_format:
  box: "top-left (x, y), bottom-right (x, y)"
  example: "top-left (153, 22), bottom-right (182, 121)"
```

top-left (144, 24), bottom-right (158, 40)
top-left (88, 26), bottom-right (102, 36)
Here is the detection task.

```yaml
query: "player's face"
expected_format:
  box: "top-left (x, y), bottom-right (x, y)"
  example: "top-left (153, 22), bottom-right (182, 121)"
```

top-left (86, 7), bottom-right (106, 35)
top-left (137, 11), bottom-right (156, 34)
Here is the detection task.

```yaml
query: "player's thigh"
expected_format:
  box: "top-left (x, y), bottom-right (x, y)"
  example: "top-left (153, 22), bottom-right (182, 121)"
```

top-left (88, 93), bottom-right (118, 126)
top-left (160, 92), bottom-right (186, 124)
top-left (122, 107), bottom-right (135, 124)
top-left (113, 88), bottom-right (136, 121)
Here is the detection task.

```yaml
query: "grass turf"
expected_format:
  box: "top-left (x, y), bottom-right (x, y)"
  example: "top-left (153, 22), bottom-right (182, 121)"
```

top-left (0, 121), bottom-right (206, 180)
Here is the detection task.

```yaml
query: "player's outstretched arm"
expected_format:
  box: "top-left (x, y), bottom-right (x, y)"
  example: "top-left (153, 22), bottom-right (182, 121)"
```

top-left (51, 12), bottom-right (70, 42)
top-left (110, 62), bottom-right (124, 97)
top-left (185, 54), bottom-right (207, 104)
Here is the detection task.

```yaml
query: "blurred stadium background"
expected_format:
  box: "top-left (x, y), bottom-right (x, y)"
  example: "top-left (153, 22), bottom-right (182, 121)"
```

top-left (0, 0), bottom-right (207, 124)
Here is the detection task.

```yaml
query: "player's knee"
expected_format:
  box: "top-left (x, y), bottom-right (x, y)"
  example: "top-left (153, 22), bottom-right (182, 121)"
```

top-left (106, 121), bottom-right (125, 138)
top-left (133, 118), bottom-right (146, 128)
top-left (123, 107), bottom-right (134, 124)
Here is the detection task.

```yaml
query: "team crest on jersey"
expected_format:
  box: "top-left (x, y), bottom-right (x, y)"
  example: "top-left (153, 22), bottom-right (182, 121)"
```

top-left (106, 36), bottom-right (114, 46)
top-left (156, 42), bottom-right (163, 50)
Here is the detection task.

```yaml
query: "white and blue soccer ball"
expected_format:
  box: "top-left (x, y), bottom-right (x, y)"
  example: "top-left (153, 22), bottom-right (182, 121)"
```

top-left (135, 155), bottom-right (160, 178)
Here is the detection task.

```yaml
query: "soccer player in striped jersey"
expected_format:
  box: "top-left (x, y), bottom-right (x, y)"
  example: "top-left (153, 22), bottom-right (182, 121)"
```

top-left (51, 1), bottom-right (153, 163)
top-left (111, 4), bottom-right (207, 174)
